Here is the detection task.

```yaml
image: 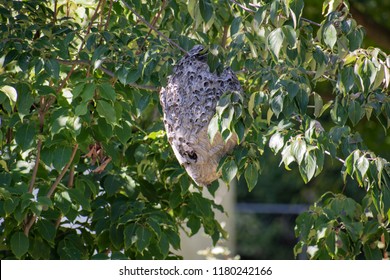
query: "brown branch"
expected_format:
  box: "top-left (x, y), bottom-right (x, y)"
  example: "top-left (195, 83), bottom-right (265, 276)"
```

top-left (139, 0), bottom-right (167, 52)
top-left (104, 0), bottom-right (114, 31)
top-left (23, 214), bottom-right (36, 236)
top-left (221, 25), bottom-right (229, 49)
top-left (24, 144), bottom-right (79, 236)
top-left (28, 138), bottom-right (42, 193)
top-left (120, 0), bottom-right (188, 54)
top-left (57, 64), bottom-right (76, 94)
top-left (79, 0), bottom-right (104, 53)
top-left (46, 143), bottom-right (79, 198)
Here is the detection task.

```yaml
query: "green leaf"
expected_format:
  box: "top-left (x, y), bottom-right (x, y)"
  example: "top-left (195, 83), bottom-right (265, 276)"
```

top-left (267, 28), bottom-right (284, 60)
top-left (57, 234), bottom-right (86, 259)
top-left (323, 24), bottom-right (337, 49)
top-left (363, 243), bottom-right (383, 260)
top-left (207, 115), bottom-right (219, 143)
top-left (124, 223), bottom-right (137, 250)
top-left (348, 100), bottom-right (364, 126)
top-left (10, 232), bottom-right (29, 259)
top-left (98, 83), bottom-right (116, 102)
top-left (96, 100), bottom-right (117, 125)
top-left (269, 132), bottom-right (284, 154)
top-left (356, 59), bottom-right (377, 93)
top-left (222, 159), bottom-right (238, 183)
top-left (15, 122), bottom-right (36, 151)
top-left (169, 187), bottom-right (182, 209)
top-left (37, 196), bottom-right (53, 209)
top-left (187, 216), bottom-right (201, 236)
top-left (45, 59), bottom-right (60, 80)
top-left (135, 226), bottom-right (152, 252)
top-left (270, 93), bottom-right (284, 117)
top-left (159, 233), bottom-right (170, 257)
top-left (68, 187), bottom-right (91, 211)
top-left (282, 25), bottom-right (297, 48)
top-left (52, 146), bottom-right (72, 170)
top-left (313, 92), bottom-right (324, 118)
top-left (199, 0), bottom-right (213, 23)
top-left (75, 102), bottom-right (88, 116)
top-left (230, 17), bottom-right (242, 37)
top-left (4, 49), bottom-right (18, 66)
top-left (127, 69), bottom-right (141, 84)
top-left (36, 219), bottom-right (56, 244)
top-left (4, 197), bottom-right (19, 216)
top-left (289, 0), bottom-right (304, 28)
top-left (17, 89), bottom-right (34, 121)
top-left (115, 121), bottom-right (132, 144)
top-left (244, 162), bottom-right (258, 192)
top-left (299, 151), bottom-right (316, 183)
top-left (292, 137), bottom-right (306, 165)
top-left (81, 83), bottom-right (96, 103)
top-left (165, 228), bottom-right (180, 250)
top-left (0, 85), bottom-right (18, 108)
top-left (355, 155), bottom-right (369, 185)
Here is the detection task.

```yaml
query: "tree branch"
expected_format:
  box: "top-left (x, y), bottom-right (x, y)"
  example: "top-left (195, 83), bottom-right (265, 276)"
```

top-left (28, 138), bottom-right (42, 193)
top-left (24, 144), bottom-right (79, 236)
top-left (139, 0), bottom-right (167, 51)
top-left (324, 150), bottom-right (345, 164)
top-left (120, 0), bottom-right (188, 54)
top-left (46, 143), bottom-right (79, 198)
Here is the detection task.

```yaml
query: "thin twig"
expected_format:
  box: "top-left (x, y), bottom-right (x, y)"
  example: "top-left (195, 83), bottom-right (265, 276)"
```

top-left (104, 0), bottom-right (114, 31)
top-left (23, 215), bottom-right (36, 236)
top-left (324, 150), bottom-right (345, 164)
top-left (231, 0), bottom-right (255, 12)
top-left (301, 17), bottom-right (321, 27)
top-left (78, 0), bottom-right (104, 53)
top-left (139, 0), bottom-right (167, 51)
top-left (120, 0), bottom-right (188, 54)
top-left (28, 138), bottom-right (42, 193)
top-left (46, 144), bottom-right (79, 198)
top-left (221, 25), bottom-right (229, 49)
top-left (24, 144), bottom-right (79, 236)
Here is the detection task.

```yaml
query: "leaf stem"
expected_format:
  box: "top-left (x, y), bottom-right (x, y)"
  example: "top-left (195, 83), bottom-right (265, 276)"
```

top-left (324, 150), bottom-right (345, 164)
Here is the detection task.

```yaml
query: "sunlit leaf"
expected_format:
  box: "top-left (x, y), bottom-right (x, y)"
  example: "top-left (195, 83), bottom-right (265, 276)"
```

top-left (267, 28), bottom-right (284, 60)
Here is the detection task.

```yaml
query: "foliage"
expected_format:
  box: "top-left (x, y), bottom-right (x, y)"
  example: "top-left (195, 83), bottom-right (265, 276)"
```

top-left (0, 0), bottom-right (389, 259)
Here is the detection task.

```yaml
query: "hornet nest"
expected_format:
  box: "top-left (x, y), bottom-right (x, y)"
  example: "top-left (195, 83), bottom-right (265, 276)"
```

top-left (160, 45), bottom-right (243, 186)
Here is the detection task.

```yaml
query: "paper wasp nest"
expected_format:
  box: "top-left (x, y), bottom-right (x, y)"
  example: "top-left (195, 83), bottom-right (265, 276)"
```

top-left (160, 45), bottom-right (242, 186)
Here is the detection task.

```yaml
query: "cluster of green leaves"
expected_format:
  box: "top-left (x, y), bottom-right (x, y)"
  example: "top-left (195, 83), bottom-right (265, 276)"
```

top-left (0, 0), bottom-right (389, 259)
top-left (199, 0), bottom-right (390, 258)
top-left (0, 0), bottom-right (225, 259)
top-left (295, 191), bottom-right (389, 259)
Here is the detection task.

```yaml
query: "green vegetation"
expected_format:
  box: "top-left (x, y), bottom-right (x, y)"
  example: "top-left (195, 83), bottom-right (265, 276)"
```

top-left (0, 0), bottom-right (389, 259)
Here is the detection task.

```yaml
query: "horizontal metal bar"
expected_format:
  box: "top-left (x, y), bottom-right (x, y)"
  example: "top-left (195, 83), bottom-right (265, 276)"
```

top-left (236, 202), bottom-right (309, 215)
